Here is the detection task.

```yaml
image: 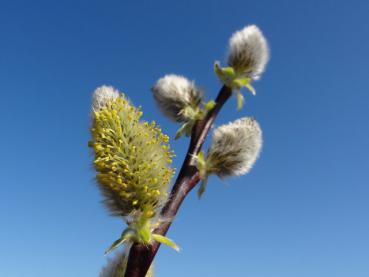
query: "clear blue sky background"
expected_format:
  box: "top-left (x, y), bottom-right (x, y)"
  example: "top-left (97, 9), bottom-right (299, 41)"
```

top-left (1, 0), bottom-right (368, 276)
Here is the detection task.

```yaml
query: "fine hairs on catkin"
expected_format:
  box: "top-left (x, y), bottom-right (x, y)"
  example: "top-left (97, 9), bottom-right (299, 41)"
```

top-left (205, 117), bottom-right (263, 178)
top-left (227, 25), bottom-right (270, 80)
top-left (152, 74), bottom-right (203, 122)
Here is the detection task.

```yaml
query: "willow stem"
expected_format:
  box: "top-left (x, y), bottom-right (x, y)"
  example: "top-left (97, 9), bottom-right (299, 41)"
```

top-left (124, 85), bottom-right (232, 277)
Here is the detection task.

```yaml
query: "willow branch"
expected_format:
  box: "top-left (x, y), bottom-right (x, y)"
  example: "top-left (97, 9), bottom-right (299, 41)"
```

top-left (124, 85), bottom-right (232, 277)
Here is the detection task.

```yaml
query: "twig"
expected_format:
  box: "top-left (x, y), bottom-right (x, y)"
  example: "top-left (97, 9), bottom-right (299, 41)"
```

top-left (124, 85), bottom-right (232, 277)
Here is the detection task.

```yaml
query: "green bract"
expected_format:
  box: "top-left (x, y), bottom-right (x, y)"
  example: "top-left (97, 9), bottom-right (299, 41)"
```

top-left (175, 99), bottom-right (216, 139)
top-left (214, 62), bottom-right (256, 110)
top-left (105, 216), bottom-right (180, 255)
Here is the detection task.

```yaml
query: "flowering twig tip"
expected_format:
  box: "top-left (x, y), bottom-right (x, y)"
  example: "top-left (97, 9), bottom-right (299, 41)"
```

top-left (93, 23), bottom-right (269, 276)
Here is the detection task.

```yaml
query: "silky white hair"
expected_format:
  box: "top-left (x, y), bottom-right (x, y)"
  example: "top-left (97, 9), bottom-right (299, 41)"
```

top-left (100, 250), bottom-right (153, 277)
top-left (100, 251), bottom-right (126, 277)
top-left (207, 117), bottom-right (262, 177)
top-left (92, 85), bottom-right (120, 112)
top-left (152, 74), bottom-right (202, 122)
top-left (227, 25), bottom-right (269, 80)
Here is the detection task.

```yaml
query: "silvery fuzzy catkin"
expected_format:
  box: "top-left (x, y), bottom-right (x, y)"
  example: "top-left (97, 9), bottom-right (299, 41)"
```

top-left (100, 251), bottom-right (153, 277)
top-left (205, 117), bottom-right (262, 178)
top-left (227, 25), bottom-right (269, 80)
top-left (152, 74), bottom-right (203, 122)
top-left (89, 86), bottom-right (175, 218)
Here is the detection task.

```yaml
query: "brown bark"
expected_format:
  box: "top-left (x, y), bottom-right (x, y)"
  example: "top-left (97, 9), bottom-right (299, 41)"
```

top-left (124, 85), bottom-right (232, 277)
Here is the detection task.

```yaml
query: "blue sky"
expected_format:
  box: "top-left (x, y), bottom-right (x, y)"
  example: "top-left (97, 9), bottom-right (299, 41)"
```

top-left (1, 0), bottom-right (369, 276)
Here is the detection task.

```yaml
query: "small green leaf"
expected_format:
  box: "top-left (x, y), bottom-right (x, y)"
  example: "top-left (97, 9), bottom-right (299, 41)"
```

top-left (197, 177), bottom-right (208, 199)
top-left (175, 122), bottom-right (190, 140)
top-left (138, 225), bottom-right (151, 244)
top-left (214, 63), bottom-right (237, 87)
top-left (232, 77), bottom-right (251, 88)
top-left (221, 67), bottom-right (236, 77)
top-left (185, 121), bottom-right (195, 136)
top-left (194, 151), bottom-right (208, 182)
top-left (105, 238), bottom-right (126, 255)
top-left (105, 228), bottom-right (135, 255)
top-left (196, 151), bottom-right (206, 167)
top-left (152, 234), bottom-right (180, 252)
top-left (204, 100), bottom-right (216, 112)
top-left (175, 120), bottom-right (196, 139)
top-left (214, 62), bottom-right (224, 77)
top-left (214, 62), bottom-right (256, 109)
top-left (245, 83), bottom-right (256, 95)
top-left (236, 91), bottom-right (245, 110)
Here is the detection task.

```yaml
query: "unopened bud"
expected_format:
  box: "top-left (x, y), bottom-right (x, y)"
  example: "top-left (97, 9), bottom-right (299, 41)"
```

top-left (152, 74), bottom-right (203, 122)
top-left (227, 25), bottom-right (269, 80)
top-left (197, 117), bottom-right (262, 182)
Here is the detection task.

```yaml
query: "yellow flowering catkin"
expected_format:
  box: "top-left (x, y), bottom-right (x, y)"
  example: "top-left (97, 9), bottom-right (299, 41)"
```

top-left (89, 92), bottom-right (175, 218)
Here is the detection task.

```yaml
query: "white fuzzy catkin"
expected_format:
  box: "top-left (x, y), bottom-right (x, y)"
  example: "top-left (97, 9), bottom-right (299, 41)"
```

top-left (92, 85), bottom-right (120, 112)
top-left (152, 74), bottom-right (202, 122)
top-left (206, 117), bottom-right (262, 177)
top-left (227, 25), bottom-right (269, 80)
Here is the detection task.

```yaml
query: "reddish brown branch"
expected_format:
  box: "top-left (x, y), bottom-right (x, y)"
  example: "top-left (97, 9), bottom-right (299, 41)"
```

top-left (124, 85), bottom-right (232, 277)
